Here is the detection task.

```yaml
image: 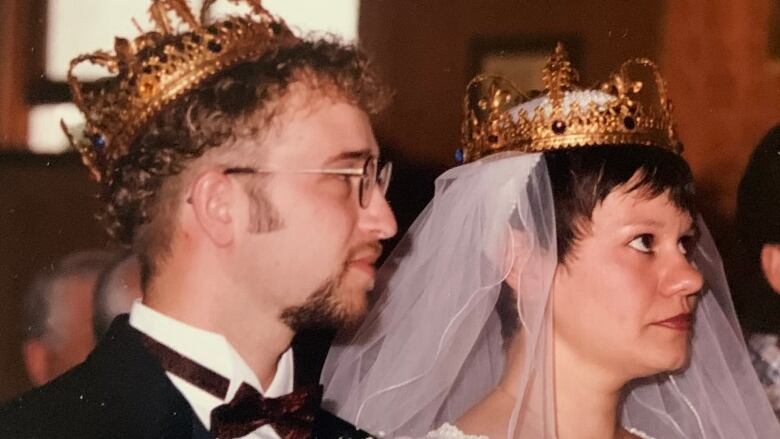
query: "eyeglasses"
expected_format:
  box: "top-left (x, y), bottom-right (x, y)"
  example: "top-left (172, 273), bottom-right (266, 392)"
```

top-left (223, 156), bottom-right (392, 208)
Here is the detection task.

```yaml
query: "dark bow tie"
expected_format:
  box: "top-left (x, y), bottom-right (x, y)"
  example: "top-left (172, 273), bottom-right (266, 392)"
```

top-left (210, 382), bottom-right (322, 439)
top-left (138, 332), bottom-right (321, 439)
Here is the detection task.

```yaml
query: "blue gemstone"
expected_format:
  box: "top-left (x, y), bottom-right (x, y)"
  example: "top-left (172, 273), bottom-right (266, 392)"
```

top-left (455, 148), bottom-right (464, 163)
top-left (92, 135), bottom-right (106, 150)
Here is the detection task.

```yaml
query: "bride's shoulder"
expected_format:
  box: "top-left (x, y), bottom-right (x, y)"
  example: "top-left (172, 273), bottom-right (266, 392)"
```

top-left (422, 423), bottom-right (488, 439)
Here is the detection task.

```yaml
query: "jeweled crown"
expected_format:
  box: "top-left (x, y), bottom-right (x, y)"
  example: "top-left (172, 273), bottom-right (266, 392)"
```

top-left (64, 0), bottom-right (301, 181)
top-left (459, 43), bottom-right (681, 163)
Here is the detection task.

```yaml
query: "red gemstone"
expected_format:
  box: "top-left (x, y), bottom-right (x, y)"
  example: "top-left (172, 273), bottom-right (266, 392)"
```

top-left (552, 120), bottom-right (566, 134)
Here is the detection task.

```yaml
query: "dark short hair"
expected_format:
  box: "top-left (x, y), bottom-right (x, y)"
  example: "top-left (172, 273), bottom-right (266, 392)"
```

top-left (496, 144), bottom-right (696, 340)
top-left (544, 144), bottom-right (697, 263)
top-left (103, 37), bottom-right (390, 286)
top-left (735, 124), bottom-right (780, 334)
top-left (23, 249), bottom-right (118, 340)
top-left (737, 125), bottom-right (780, 258)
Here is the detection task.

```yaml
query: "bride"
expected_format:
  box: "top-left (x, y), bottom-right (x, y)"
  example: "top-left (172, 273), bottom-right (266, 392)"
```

top-left (320, 45), bottom-right (780, 439)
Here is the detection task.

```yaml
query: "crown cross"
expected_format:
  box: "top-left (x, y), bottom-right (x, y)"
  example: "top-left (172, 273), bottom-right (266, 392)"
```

top-left (543, 42), bottom-right (579, 111)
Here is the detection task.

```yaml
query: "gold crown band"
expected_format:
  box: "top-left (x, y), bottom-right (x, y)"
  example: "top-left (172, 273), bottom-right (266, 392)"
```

top-left (459, 43), bottom-right (681, 164)
top-left (64, 0), bottom-right (301, 182)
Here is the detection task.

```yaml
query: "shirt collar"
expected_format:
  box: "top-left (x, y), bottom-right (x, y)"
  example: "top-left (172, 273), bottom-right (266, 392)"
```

top-left (128, 300), bottom-right (294, 399)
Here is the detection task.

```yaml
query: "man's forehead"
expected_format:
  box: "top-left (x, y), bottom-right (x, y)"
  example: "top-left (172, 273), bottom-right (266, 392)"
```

top-left (255, 91), bottom-right (377, 163)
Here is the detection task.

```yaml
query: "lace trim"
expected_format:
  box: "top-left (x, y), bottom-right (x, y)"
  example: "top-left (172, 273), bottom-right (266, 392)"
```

top-left (419, 423), bottom-right (656, 439)
top-left (424, 423), bottom-right (488, 439)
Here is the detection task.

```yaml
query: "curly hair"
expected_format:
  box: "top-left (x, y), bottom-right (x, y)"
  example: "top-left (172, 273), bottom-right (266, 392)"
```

top-left (101, 38), bottom-right (390, 286)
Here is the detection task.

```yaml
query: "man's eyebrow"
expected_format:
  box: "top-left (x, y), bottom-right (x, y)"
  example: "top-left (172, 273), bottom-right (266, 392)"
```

top-left (324, 149), bottom-right (375, 164)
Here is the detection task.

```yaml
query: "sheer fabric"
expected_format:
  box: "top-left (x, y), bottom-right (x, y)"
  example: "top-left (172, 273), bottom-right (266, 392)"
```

top-left (621, 220), bottom-right (780, 438)
top-left (322, 152), bottom-right (556, 438)
top-left (322, 151), bottom-right (780, 438)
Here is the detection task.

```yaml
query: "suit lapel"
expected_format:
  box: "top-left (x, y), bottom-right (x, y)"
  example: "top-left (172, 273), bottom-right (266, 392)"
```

top-left (89, 315), bottom-right (200, 438)
top-left (97, 317), bottom-right (370, 439)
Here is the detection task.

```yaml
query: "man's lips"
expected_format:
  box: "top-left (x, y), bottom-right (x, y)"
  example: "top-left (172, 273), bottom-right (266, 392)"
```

top-left (348, 249), bottom-right (381, 276)
top-left (652, 313), bottom-right (693, 331)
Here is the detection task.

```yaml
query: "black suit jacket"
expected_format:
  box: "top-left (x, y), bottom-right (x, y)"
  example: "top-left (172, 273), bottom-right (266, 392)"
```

top-left (0, 316), bottom-right (371, 439)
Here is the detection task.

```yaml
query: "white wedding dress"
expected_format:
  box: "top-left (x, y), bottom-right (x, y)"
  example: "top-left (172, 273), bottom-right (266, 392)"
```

top-left (416, 423), bottom-right (658, 439)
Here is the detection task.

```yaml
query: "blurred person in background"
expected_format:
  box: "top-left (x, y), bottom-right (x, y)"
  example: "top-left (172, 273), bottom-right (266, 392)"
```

top-left (21, 249), bottom-right (117, 386)
top-left (736, 123), bottom-right (780, 419)
top-left (92, 251), bottom-right (142, 340)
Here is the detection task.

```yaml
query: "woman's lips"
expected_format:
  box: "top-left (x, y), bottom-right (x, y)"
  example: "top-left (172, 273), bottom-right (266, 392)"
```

top-left (653, 313), bottom-right (693, 331)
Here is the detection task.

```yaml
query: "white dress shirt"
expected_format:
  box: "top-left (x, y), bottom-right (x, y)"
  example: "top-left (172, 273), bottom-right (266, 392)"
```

top-left (129, 301), bottom-right (294, 439)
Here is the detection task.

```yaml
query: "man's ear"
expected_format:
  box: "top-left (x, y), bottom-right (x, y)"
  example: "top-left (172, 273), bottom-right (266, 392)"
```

top-left (760, 244), bottom-right (780, 294)
top-left (187, 171), bottom-right (236, 247)
top-left (22, 339), bottom-right (49, 386)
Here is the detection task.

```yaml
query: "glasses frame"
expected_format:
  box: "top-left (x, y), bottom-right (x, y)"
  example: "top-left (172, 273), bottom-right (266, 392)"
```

top-left (223, 156), bottom-right (392, 208)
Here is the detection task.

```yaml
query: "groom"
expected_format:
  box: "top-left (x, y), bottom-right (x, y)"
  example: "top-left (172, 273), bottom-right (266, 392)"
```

top-left (0, 1), bottom-right (396, 438)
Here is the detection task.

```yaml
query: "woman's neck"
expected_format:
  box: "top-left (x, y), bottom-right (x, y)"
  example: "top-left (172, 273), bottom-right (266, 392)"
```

top-left (553, 336), bottom-right (628, 439)
top-left (456, 332), bottom-right (636, 439)
top-left (456, 331), bottom-right (631, 439)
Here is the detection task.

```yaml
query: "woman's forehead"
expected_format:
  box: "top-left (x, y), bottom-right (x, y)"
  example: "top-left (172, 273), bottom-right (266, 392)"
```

top-left (594, 188), bottom-right (695, 230)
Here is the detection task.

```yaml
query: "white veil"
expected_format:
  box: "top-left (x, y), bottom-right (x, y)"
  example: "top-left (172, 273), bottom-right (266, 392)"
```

top-left (321, 150), bottom-right (780, 439)
top-left (322, 152), bottom-right (557, 438)
top-left (322, 46), bottom-right (780, 437)
top-left (621, 220), bottom-right (780, 438)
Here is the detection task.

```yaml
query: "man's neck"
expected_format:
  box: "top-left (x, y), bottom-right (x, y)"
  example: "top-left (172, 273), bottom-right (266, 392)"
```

top-left (145, 262), bottom-right (294, 389)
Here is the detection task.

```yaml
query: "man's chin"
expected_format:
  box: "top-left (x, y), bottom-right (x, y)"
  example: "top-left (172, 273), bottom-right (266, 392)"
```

top-left (281, 292), bottom-right (369, 333)
top-left (345, 264), bottom-right (376, 291)
top-left (335, 289), bottom-right (369, 330)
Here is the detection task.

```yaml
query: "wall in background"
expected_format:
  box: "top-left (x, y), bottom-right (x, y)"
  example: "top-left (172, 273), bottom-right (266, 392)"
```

top-left (358, 0), bottom-right (665, 167)
top-left (0, 153), bottom-right (106, 401)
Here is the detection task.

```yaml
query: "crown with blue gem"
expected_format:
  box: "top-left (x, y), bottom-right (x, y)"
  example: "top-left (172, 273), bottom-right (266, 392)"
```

top-left (63, 0), bottom-right (300, 182)
top-left (458, 43), bottom-right (682, 164)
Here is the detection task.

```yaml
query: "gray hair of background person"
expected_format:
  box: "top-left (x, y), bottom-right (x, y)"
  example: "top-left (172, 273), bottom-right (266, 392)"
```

top-left (736, 123), bottom-right (780, 335)
top-left (23, 249), bottom-right (119, 342)
top-left (92, 251), bottom-right (142, 339)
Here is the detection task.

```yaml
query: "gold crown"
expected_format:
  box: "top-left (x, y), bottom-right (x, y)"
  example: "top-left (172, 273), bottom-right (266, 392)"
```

top-left (459, 43), bottom-right (681, 164)
top-left (63, 0), bottom-right (301, 181)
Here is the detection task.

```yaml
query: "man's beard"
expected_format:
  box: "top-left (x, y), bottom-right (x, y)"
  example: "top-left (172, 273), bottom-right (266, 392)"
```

top-left (279, 268), bottom-right (368, 332)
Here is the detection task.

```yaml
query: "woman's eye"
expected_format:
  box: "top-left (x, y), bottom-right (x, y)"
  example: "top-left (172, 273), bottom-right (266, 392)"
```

top-left (628, 234), bottom-right (654, 253)
top-left (678, 235), bottom-right (696, 257)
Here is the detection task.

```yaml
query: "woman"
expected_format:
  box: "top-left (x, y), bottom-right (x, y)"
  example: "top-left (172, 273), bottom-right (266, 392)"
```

top-left (321, 45), bottom-right (780, 439)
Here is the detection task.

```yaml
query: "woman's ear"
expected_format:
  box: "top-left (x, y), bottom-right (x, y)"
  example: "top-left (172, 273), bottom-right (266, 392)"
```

top-left (760, 244), bottom-right (780, 294)
top-left (504, 229), bottom-right (530, 291)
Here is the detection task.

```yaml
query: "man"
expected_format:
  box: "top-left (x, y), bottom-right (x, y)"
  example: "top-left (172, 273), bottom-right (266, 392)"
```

top-left (92, 251), bottom-right (142, 339)
top-left (21, 249), bottom-right (115, 386)
top-left (0, 1), bottom-right (396, 437)
top-left (736, 123), bottom-right (780, 420)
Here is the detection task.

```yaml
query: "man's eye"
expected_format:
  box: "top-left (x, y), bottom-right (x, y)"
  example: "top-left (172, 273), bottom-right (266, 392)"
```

top-left (628, 234), bottom-right (654, 253)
